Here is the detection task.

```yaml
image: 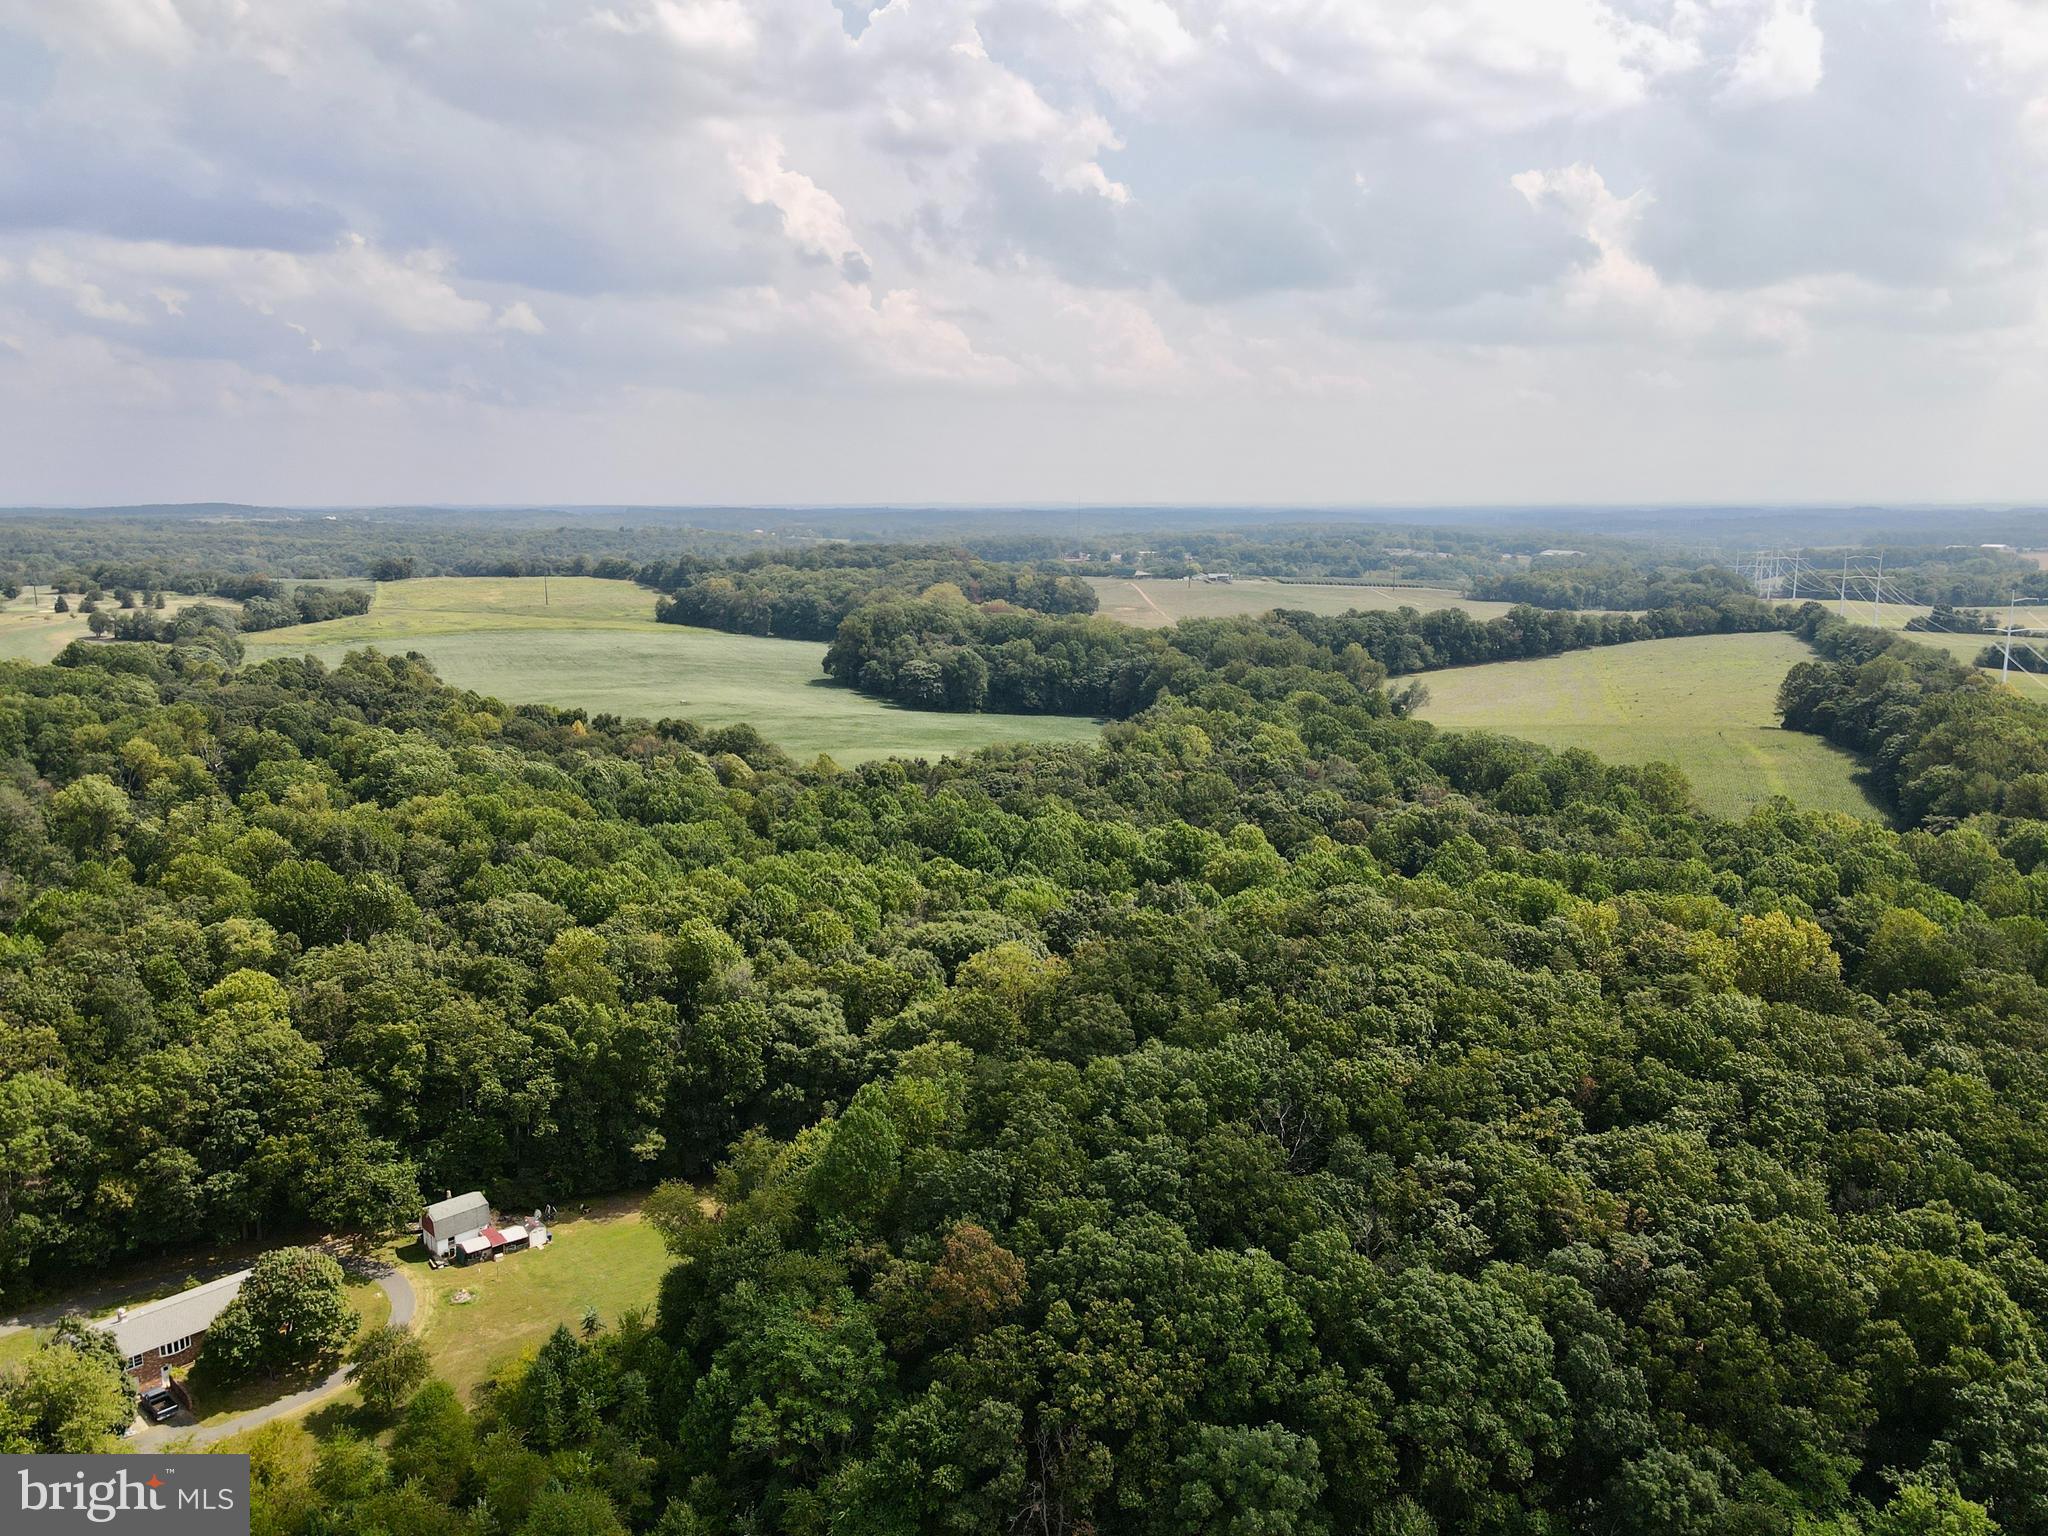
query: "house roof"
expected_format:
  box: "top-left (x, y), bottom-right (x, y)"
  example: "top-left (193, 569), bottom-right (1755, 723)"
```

top-left (97, 1270), bottom-right (251, 1358)
top-left (422, 1191), bottom-right (491, 1234)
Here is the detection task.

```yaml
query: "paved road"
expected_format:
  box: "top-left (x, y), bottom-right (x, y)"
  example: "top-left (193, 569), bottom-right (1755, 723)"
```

top-left (128, 1267), bottom-right (417, 1450)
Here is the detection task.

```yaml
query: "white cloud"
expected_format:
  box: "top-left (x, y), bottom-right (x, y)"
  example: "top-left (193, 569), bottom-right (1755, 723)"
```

top-left (1512, 162), bottom-right (1817, 347)
top-left (0, 0), bottom-right (2044, 501)
top-left (1945, 0), bottom-right (2048, 151)
top-left (1721, 0), bottom-right (1825, 104)
top-left (494, 300), bottom-right (546, 334)
top-left (726, 132), bottom-right (870, 276)
top-left (24, 252), bottom-right (145, 325)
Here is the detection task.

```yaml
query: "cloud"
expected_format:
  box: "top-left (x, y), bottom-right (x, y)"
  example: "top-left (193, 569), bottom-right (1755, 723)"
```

top-left (1721, 0), bottom-right (1825, 104)
top-left (24, 251), bottom-right (145, 324)
top-left (726, 131), bottom-right (870, 278)
top-left (0, 0), bottom-right (2045, 502)
top-left (1511, 161), bottom-right (1818, 347)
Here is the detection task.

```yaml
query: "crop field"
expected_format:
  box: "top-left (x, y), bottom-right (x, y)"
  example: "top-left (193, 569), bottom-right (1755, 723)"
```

top-left (1415, 631), bottom-right (1883, 820)
top-left (0, 590), bottom-right (231, 664)
top-left (241, 576), bottom-right (1104, 762)
top-left (1086, 576), bottom-right (1528, 628)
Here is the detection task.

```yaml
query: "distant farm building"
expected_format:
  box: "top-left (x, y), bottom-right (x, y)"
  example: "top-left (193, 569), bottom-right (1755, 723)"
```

top-left (98, 1269), bottom-right (249, 1392)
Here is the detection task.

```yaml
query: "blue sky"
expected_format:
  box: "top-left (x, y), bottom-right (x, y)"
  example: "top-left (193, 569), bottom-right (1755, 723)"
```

top-left (1, 0), bottom-right (2045, 506)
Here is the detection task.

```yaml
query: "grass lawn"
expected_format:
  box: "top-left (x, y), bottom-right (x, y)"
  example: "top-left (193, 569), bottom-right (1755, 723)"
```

top-left (243, 576), bottom-right (1104, 764)
top-left (394, 1201), bottom-right (671, 1403)
top-left (1415, 631), bottom-right (1884, 821)
top-left (0, 1326), bottom-right (41, 1368)
top-left (0, 590), bottom-right (235, 664)
top-left (1086, 576), bottom-right (1532, 629)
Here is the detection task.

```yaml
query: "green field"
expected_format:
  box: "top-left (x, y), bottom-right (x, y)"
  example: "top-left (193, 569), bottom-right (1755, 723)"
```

top-left (243, 577), bottom-right (1103, 763)
top-left (394, 1204), bottom-right (669, 1402)
top-left (1087, 576), bottom-right (1527, 628)
top-left (0, 590), bottom-right (231, 664)
top-left (1416, 632), bottom-right (1883, 820)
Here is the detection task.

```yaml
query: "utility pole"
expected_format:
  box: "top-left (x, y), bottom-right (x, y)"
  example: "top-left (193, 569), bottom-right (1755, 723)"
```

top-left (2005, 596), bottom-right (2017, 683)
top-left (1872, 554), bottom-right (1884, 626)
top-left (1839, 554), bottom-right (1850, 617)
top-left (543, 572), bottom-right (550, 607)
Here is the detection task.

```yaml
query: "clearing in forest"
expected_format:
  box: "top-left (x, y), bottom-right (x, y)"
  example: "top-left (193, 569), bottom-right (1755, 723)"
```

top-left (239, 576), bottom-right (1104, 763)
top-left (1415, 631), bottom-right (1884, 820)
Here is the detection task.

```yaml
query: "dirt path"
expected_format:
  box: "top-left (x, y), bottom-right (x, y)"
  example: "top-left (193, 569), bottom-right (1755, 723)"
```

top-left (126, 1267), bottom-right (416, 1451)
top-left (1126, 580), bottom-right (1168, 621)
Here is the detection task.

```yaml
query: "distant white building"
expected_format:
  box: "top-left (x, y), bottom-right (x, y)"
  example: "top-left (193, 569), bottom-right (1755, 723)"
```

top-left (97, 1270), bottom-right (250, 1392)
top-left (421, 1191), bottom-right (493, 1258)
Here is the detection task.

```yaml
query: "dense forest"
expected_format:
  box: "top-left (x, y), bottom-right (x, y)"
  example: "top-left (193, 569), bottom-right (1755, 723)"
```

top-left (0, 511), bottom-right (765, 594)
top-left (8, 596), bottom-right (2048, 1530)
top-left (822, 592), bottom-right (1795, 718)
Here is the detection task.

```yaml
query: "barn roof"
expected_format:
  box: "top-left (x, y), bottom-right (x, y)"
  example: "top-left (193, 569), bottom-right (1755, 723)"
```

top-left (423, 1191), bottom-right (491, 1233)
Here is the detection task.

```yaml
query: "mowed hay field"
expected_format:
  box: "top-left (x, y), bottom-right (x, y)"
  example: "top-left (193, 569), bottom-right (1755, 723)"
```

top-left (1416, 632), bottom-right (1883, 820)
top-left (1087, 576), bottom-right (1529, 628)
top-left (241, 576), bottom-right (1104, 763)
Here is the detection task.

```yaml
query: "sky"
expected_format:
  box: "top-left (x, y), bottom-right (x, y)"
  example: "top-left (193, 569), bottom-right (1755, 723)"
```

top-left (2, 0), bottom-right (2047, 507)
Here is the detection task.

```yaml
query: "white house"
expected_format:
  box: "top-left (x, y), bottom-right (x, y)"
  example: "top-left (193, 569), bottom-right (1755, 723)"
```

top-left (420, 1191), bottom-right (492, 1258)
top-left (97, 1269), bottom-right (250, 1392)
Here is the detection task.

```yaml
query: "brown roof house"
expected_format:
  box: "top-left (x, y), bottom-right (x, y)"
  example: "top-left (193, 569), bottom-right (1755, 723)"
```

top-left (97, 1269), bottom-right (250, 1393)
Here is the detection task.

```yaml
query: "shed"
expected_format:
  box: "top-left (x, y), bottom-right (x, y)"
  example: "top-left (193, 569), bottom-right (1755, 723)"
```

top-left (422, 1191), bottom-right (493, 1258)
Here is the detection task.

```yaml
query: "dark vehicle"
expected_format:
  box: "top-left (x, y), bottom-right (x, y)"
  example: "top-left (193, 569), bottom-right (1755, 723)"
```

top-left (138, 1390), bottom-right (180, 1424)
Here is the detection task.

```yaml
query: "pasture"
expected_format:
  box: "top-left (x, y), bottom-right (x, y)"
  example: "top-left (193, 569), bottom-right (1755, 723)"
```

top-left (242, 577), bottom-right (1104, 762)
top-left (0, 590), bottom-right (231, 664)
top-left (1415, 631), bottom-right (1883, 820)
top-left (1086, 576), bottom-right (1527, 628)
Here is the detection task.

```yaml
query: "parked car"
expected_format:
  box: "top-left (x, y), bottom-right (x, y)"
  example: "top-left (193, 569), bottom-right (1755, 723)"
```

top-left (138, 1389), bottom-right (181, 1424)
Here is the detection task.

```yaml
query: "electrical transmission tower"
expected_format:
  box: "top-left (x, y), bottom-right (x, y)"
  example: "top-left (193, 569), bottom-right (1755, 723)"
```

top-left (1743, 548), bottom-right (1819, 601)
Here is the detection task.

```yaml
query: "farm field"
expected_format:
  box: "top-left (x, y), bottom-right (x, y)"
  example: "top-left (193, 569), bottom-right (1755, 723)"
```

top-left (243, 577), bottom-right (1104, 762)
top-left (1085, 576), bottom-right (1528, 628)
top-left (0, 590), bottom-right (232, 663)
top-left (1415, 632), bottom-right (1884, 820)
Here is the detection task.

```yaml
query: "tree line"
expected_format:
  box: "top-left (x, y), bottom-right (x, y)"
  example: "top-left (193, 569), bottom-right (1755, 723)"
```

top-left (647, 550), bottom-right (1098, 641)
top-left (822, 591), bottom-right (1797, 718)
top-left (1777, 606), bottom-right (2048, 825)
